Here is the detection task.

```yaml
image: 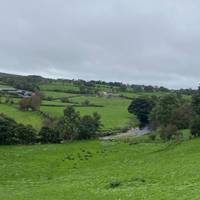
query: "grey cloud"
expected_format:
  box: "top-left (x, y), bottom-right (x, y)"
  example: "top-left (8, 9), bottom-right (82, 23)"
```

top-left (0, 0), bottom-right (200, 88)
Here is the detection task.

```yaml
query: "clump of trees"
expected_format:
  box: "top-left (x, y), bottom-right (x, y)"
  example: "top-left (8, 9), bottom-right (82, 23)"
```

top-left (190, 86), bottom-right (200, 137)
top-left (128, 96), bottom-right (155, 128)
top-left (128, 93), bottom-right (194, 141)
top-left (58, 106), bottom-right (102, 141)
top-left (0, 105), bottom-right (102, 145)
top-left (0, 114), bottom-right (37, 145)
top-left (19, 93), bottom-right (42, 111)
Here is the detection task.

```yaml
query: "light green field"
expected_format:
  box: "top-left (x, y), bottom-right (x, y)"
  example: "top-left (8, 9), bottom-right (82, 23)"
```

top-left (41, 96), bottom-right (134, 131)
top-left (1, 138), bottom-right (200, 200)
top-left (120, 91), bottom-right (171, 98)
top-left (0, 84), bottom-right (14, 89)
top-left (43, 91), bottom-right (78, 98)
top-left (40, 82), bottom-right (79, 92)
top-left (0, 104), bottom-right (42, 129)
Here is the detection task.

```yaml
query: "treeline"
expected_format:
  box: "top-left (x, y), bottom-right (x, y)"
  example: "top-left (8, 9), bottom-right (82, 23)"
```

top-left (0, 73), bottom-right (48, 91)
top-left (0, 72), bottom-right (171, 94)
top-left (0, 106), bottom-right (102, 145)
top-left (128, 87), bottom-right (200, 141)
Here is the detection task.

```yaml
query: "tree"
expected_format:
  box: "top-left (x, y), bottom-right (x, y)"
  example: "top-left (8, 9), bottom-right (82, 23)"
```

top-left (14, 125), bottom-right (37, 144)
top-left (39, 127), bottom-right (61, 143)
top-left (191, 86), bottom-right (200, 115)
top-left (150, 94), bottom-right (180, 128)
top-left (128, 96), bottom-right (155, 128)
top-left (79, 112), bottom-right (102, 139)
top-left (159, 124), bottom-right (180, 141)
top-left (59, 106), bottom-right (80, 140)
top-left (190, 116), bottom-right (200, 137)
top-left (30, 93), bottom-right (41, 111)
top-left (19, 93), bottom-right (41, 111)
top-left (171, 103), bottom-right (192, 129)
top-left (0, 114), bottom-right (17, 145)
top-left (0, 114), bottom-right (37, 145)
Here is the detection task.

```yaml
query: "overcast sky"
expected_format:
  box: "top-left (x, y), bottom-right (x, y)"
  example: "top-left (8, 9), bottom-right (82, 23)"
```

top-left (0, 0), bottom-right (200, 89)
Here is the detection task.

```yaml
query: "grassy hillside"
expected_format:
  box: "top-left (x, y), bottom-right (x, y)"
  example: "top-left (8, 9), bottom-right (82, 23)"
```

top-left (41, 96), bottom-right (135, 131)
top-left (0, 76), bottom-right (177, 132)
top-left (0, 104), bottom-right (42, 129)
top-left (1, 139), bottom-right (200, 199)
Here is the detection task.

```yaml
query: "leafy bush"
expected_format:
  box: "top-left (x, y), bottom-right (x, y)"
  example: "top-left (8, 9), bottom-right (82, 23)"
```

top-left (0, 114), bottom-right (37, 145)
top-left (39, 127), bottom-right (62, 143)
top-left (190, 116), bottom-right (200, 137)
top-left (14, 125), bottom-right (37, 144)
top-left (79, 112), bottom-right (102, 139)
top-left (159, 124), bottom-right (179, 141)
top-left (149, 133), bottom-right (156, 141)
top-left (128, 96), bottom-right (155, 128)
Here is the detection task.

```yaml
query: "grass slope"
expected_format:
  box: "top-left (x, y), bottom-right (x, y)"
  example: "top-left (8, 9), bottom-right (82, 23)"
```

top-left (41, 96), bottom-right (134, 131)
top-left (1, 139), bottom-right (200, 199)
top-left (0, 104), bottom-right (42, 129)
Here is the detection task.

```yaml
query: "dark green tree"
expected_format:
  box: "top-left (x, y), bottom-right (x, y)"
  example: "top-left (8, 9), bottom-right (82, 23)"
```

top-left (59, 106), bottom-right (80, 140)
top-left (128, 96), bottom-right (155, 127)
top-left (39, 127), bottom-right (61, 143)
top-left (79, 112), bottom-right (102, 139)
top-left (150, 94), bottom-right (180, 128)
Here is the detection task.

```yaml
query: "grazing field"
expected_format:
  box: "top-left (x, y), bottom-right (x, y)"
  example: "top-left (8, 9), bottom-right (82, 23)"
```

top-left (43, 91), bottom-right (78, 98)
top-left (0, 84), bottom-right (14, 89)
top-left (41, 96), bottom-right (134, 131)
top-left (0, 104), bottom-right (43, 129)
top-left (40, 82), bottom-right (79, 92)
top-left (1, 139), bottom-right (200, 200)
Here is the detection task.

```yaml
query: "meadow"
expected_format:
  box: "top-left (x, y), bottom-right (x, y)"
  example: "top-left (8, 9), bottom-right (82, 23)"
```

top-left (41, 96), bottom-right (134, 131)
top-left (0, 81), bottom-right (171, 132)
top-left (1, 138), bottom-right (200, 200)
top-left (0, 103), bottom-right (42, 130)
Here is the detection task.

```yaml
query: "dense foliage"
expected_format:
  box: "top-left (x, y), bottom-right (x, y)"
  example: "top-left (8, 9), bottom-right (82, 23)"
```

top-left (0, 114), bottom-right (37, 145)
top-left (58, 106), bottom-right (102, 140)
top-left (149, 94), bottom-right (193, 140)
top-left (128, 96), bottom-right (155, 127)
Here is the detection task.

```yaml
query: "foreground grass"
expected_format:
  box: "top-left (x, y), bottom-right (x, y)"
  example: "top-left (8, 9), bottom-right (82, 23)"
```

top-left (1, 139), bottom-right (200, 199)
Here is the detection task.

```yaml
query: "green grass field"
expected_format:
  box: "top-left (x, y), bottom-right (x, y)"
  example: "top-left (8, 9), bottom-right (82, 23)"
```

top-left (1, 138), bottom-right (200, 200)
top-left (41, 96), bottom-right (134, 131)
top-left (0, 104), bottom-right (42, 129)
top-left (43, 91), bottom-right (79, 98)
top-left (0, 84), bottom-right (14, 89)
top-left (40, 82), bottom-right (79, 92)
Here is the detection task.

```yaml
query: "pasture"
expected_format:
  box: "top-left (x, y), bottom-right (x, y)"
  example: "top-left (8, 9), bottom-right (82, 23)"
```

top-left (1, 138), bottom-right (200, 200)
top-left (0, 104), bottom-right (43, 130)
top-left (40, 96), bottom-right (134, 131)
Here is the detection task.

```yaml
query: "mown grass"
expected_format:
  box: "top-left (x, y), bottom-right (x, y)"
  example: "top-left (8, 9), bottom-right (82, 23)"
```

top-left (1, 138), bottom-right (200, 199)
top-left (0, 104), bottom-right (42, 129)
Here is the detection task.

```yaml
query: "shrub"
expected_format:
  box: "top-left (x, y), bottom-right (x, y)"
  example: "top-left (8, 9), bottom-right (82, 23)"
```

top-left (81, 99), bottom-right (90, 106)
top-left (159, 124), bottom-right (178, 141)
top-left (14, 125), bottom-right (37, 144)
top-left (128, 96), bottom-right (155, 128)
top-left (149, 133), bottom-right (156, 141)
top-left (0, 114), bottom-right (37, 145)
top-left (39, 127), bottom-right (62, 143)
top-left (61, 97), bottom-right (70, 103)
top-left (79, 112), bottom-right (102, 139)
top-left (190, 116), bottom-right (200, 137)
